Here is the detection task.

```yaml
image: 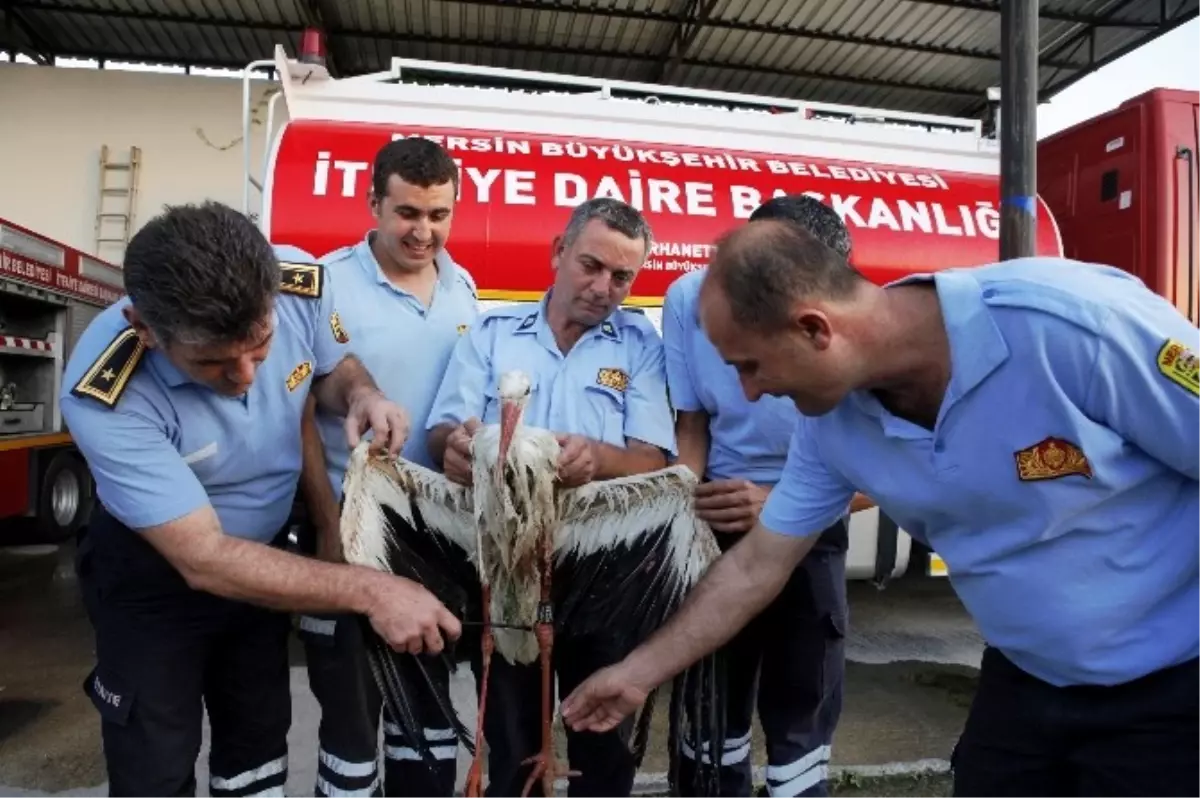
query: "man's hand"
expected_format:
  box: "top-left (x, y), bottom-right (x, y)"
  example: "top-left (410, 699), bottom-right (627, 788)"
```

top-left (560, 662), bottom-right (651, 733)
top-left (444, 418), bottom-right (482, 486)
top-left (363, 572), bottom-right (462, 655)
top-left (694, 479), bottom-right (770, 533)
top-left (556, 434), bottom-right (598, 487)
top-left (345, 388), bottom-right (411, 457)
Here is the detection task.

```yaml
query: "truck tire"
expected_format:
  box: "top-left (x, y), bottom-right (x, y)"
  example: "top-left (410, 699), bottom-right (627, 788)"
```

top-left (36, 451), bottom-right (93, 544)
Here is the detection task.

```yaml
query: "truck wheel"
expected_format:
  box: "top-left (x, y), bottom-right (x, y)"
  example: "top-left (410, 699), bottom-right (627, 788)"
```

top-left (36, 452), bottom-right (93, 544)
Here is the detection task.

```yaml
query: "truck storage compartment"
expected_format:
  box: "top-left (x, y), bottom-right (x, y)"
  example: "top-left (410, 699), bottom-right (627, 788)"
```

top-left (0, 355), bottom-right (56, 436)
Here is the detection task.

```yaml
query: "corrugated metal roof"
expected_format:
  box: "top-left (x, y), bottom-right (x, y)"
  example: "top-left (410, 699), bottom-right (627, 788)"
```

top-left (1, 0), bottom-right (1194, 118)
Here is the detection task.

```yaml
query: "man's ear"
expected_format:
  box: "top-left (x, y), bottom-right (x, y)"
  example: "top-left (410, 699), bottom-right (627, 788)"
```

top-left (791, 306), bottom-right (834, 352)
top-left (122, 305), bottom-right (158, 350)
top-left (549, 235), bottom-right (566, 272)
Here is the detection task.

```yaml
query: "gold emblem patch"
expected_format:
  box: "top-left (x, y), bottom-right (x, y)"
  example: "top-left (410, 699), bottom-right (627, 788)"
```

top-left (329, 311), bottom-right (349, 344)
top-left (1156, 338), bottom-right (1198, 396)
top-left (596, 367), bottom-right (629, 393)
top-left (70, 327), bottom-right (146, 407)
top-left (279, 262), bottom-right (322, 298)
top-left (286, 361), bottom-right (313, 392)
top-left (1014, 437), bottom-right (1093, 482)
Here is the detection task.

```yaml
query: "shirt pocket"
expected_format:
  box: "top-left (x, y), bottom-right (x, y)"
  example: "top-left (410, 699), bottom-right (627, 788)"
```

top-left (582, 383), bottom-right (627, 445)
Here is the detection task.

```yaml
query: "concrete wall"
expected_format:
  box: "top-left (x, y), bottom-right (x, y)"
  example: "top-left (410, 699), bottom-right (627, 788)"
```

top-left (0, 63), bottom-right (284, 263)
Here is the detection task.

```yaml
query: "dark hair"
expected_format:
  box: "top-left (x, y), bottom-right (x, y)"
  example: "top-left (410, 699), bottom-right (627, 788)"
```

top-left (123, 201), bottom-right (278, 346)
top-left (560, 197), bottom-right (654, 258)
top-left (750, 194), bottom-right (852, 258)
top-left (706, 219), bottom-right (863, 332)
top-left (371, 137), bottom-right (459, 199)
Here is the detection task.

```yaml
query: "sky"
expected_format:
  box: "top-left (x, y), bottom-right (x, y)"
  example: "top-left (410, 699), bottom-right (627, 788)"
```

top-left (1036, 17), bottom-right (1199, 138)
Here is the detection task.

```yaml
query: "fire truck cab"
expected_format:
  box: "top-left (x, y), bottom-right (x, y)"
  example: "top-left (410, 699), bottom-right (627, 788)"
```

top-left (0, 219), bottom-right (124, 543)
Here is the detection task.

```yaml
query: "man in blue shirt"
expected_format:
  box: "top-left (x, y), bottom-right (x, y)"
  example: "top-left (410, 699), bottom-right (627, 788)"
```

top-left (562, 219), bottom-right (1199, 797)
top-left (664, 195), bottom-right (872, 797)
top-left (296, 137), bottom-right (480, 798)
top-left (62, 202), bottom-right (461, 798)
top-left (426, 197), bottom-right (676, 797)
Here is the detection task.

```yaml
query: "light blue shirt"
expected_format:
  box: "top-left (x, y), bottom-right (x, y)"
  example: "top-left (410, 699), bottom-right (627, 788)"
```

top-left (315, 236), bottom-right (478, 497)
top-left (663, 269), bottom-right (797, 484)
top-left (60, 246), bottom-right (349, 543)
top-left (426, 294), bottom-right (676, 455)
top-left (759, 257), bottom-right (1200, 687)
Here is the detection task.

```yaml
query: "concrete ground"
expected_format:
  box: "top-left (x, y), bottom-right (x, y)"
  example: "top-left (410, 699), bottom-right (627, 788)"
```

top-left (0, 541), bottom-right (981, 796)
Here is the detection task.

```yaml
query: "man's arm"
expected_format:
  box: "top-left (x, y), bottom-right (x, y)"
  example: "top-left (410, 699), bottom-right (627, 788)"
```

top-left (426, 323), bottom-right (493, 479)
top-left (299, 394), bottom-right (342, 561)
top-left (673, 410), bottom-right (711, 478)
top-left (60, 393), bottom-right (458, 653)
top-left (310, 352), bottom-right (382, 417)
top-left (560, 416), bottom-right (858, 731)
top-left (310, 353), bottom-right (411, 458)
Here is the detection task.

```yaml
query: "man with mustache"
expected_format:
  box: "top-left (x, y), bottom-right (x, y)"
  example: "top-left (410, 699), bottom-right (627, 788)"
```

top-left (297, 136), bottom-right (480, 797)
top-left (426, 197), bottom-right (676, 797)
top-left (562, 219), bottom-right (1199, 797)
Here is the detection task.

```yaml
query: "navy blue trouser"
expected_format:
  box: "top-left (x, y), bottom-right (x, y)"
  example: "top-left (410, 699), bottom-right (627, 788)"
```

top-left (75, 505), bottom-right (291, 797)
top-left (677, 527), bottom-right (849, 798)
top-left (952, 646), bottom-right (1199, 797)
top-left (472, 634), bottom-right (638, 797)
top-left (299, 611), bottom-right (460, 797)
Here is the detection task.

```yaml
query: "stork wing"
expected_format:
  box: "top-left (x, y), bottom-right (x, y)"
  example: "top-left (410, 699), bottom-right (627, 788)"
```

top-left (552, 464), bottom-right (726, 795)
top-left (339, 442), bottom-right (482, 767)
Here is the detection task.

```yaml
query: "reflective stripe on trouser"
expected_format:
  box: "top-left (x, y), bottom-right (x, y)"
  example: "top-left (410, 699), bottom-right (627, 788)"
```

top-left (210, 756), bottom-right (289, 797)
top-left (300, 610), bottom-right (458, 797)
top-left (677, 544), bottom-right (848, 797)
top-left (76, 505), bottom-right (292, 798)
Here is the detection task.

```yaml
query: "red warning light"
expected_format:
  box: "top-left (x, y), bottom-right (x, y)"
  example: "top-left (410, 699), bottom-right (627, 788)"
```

top-left (299, 27), bottom-right (326, 66)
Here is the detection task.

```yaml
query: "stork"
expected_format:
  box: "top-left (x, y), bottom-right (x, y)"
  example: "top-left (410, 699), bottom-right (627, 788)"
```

top-left (339, 370), bottom-right (728, 797)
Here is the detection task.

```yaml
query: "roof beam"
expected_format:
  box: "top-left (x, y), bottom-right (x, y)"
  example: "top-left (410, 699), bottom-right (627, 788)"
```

top-left (898, 0), bottom-right (1161, 28)
top-left (8, 0), bottom-right (1079, 70)
top-left (444, 0), bottom-right (1083, 68)
top-left (2, 2), bottom-right (53, 63)
top-left (656, 0), bottom-right (720, 84)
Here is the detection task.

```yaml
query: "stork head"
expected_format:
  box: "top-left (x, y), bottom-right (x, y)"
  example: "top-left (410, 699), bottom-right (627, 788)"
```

top-left (496, 370), bottom-right (532, 470)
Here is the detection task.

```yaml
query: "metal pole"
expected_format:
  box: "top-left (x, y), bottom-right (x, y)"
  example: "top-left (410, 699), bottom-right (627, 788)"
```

top-left (999, 0), bottom-right (1038, 260)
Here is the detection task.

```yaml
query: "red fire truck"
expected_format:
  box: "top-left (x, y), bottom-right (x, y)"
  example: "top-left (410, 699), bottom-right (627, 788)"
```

top-left (0, 219), bottom-right (124, 543)
top-left (242, 42), bottom-right (1075, 584)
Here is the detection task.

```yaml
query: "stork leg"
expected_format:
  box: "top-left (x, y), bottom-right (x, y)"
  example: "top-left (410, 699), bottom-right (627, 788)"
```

top-left (520, 530), bottom-right (579, 797)
top-left (464, 584), bottom-right (492, 798)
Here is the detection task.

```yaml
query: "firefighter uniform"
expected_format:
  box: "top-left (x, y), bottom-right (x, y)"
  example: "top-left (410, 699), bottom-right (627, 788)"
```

top-left (663, 269), bottom-right (847, 797)
top-left (759, 258), bottom-right (1199, 796)
top-left (426, 295), bottom-right (676, 797)
top-left (297, 234), bottom-right (479, 798)
top-left (60, 246), bottom-right (348, 797)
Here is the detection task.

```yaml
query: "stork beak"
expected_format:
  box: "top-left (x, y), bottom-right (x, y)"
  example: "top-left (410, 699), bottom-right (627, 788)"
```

top-left (498, 397), bottom-right (521, 470)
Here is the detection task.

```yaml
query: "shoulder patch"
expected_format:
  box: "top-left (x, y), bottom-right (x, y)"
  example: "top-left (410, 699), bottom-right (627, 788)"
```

top-left (280, 262), bottom-right (322, 298)
top-left (70, 328), bottom-right (146, 408)
top-left (1156, 338), bottom-right (1199, 396)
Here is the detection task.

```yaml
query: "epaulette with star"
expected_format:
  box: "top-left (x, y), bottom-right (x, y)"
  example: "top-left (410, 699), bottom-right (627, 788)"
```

top-left (70, 327), bottom-right (146, 408)
top-left (280, 262), bottom-right (322, 298)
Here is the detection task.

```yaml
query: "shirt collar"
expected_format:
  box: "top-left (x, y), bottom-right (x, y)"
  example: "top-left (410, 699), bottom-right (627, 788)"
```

top-left (511, 291), bottom-right (623, 342)
top-left (886, 268), bottom-right (1010, 405)
top-left (357, 232), bottom-right (462, 292)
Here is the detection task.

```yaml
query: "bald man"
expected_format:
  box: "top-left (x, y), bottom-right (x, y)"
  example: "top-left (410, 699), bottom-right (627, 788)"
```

top-left (561, 219), bottom-right (1199, 797)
